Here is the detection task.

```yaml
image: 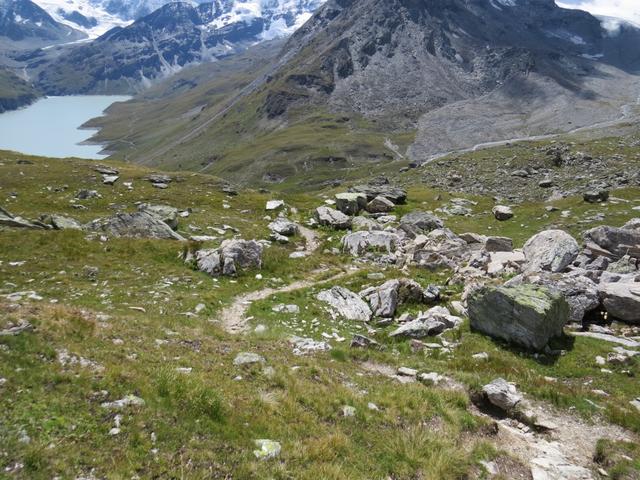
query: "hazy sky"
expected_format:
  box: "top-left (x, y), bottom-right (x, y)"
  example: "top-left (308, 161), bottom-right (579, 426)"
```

top-left (557, 0), bottom-right (640, 25)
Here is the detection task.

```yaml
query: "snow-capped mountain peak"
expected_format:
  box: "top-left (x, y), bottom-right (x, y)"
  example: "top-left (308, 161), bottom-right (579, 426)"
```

top-left (31, 0), bottom-right (324, 39)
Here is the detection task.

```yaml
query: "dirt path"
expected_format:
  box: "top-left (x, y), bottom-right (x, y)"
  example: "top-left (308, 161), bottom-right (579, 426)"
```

top-left (220, 225), bottom-right (335, 334)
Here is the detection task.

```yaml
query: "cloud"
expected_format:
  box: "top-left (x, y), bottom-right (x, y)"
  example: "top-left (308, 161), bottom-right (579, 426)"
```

top-left (556, 0), bottom-right (640, 26)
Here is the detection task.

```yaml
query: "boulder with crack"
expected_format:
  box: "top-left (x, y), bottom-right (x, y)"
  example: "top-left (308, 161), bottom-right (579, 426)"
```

top-left (335, 193), bottom-right (367, 215)
top-left (399, 211), bottom-right (444, 237)
top-left (194, 239), bottom-right (263, 277)
top-left (584, 223), bottom-right (640, 260)
top-left (468, 284), bottom-right (569, 351)
top-left (317, 286), bottom-right (372, 322)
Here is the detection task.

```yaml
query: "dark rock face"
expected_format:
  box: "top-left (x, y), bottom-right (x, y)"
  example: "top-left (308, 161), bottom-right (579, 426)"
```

top-left (250, 0), bottom-right (640, 163)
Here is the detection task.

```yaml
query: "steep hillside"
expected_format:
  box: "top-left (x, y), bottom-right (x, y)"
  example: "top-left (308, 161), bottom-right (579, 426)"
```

top-left (93, 0), bottom-right (640, 186)
top-left (0, 66), bottom-right (40, 111)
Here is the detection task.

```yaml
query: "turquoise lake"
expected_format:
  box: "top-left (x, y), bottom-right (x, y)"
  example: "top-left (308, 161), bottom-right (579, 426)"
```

top-left (0, 95), bottom-right (130, 159)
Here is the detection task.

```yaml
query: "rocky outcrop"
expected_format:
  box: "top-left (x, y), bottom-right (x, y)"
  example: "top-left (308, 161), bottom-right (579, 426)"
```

top-left (583, 224), bottom-right (640, 260)
top-left (389, 306), bottom-right (462, 339)
top-left (468, 285), bottom-right (569, 351)
top-left (399, 212), bottom-right (444, 237)
top-left (0, 207), bottom-right (47, 230)
top-left (84, 212), bottom-right (185, 240)
top-left (138, 204), bottom-right (179, 230)
top-left (335, 193), bottom-right (367, 215)
top-left (360, 278), bottom-right (435, 318)
top-left (317, 286), bottom-right (372, 322)
top-left (341, 231), bottom-right (399, 256)
top-left (523, 230), bottom-right (580, 273)
top-left (195, 239), bottom-right (263, 277)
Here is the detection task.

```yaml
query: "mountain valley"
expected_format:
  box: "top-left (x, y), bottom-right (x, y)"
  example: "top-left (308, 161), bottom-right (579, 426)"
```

top-left (1, 1), bottom-right (640, 478)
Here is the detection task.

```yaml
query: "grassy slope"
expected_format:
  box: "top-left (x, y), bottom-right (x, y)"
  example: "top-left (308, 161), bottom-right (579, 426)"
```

top-left (87, 41), bottom-right (415, 190)
top-left (0, 149), bottom-right (639, 478)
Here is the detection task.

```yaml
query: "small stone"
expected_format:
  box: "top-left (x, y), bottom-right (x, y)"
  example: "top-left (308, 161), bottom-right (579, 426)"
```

top-left (253, 439), bottom-right (281, 460)
top-left (492, 205), bottom-right (514, 221)
top-left (233, 352), bottom-right (266, 366)
top-left (342, 405), bottom-right (357, 417)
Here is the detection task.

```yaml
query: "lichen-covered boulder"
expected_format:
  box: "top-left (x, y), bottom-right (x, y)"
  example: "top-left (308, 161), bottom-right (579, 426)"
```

top-left (138, 204), bottom-right (179, 230)
top-left (468, 284), bottom-right (569, 351)
top-left (194, 239), bottom-right (263, 277)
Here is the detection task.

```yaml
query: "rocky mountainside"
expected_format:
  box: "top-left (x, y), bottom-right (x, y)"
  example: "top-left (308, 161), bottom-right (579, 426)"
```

top-left (0, 66), bottom-right (40, 111)
top-left (89, 0), bottom-right (640, 185)
top-left (28, 0), bottom-right (324, 94)
top-left (0, 0), bottom-right (85, 49)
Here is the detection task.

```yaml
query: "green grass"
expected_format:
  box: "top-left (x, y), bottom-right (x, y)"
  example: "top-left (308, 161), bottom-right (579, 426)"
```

top-left (1, 149), bottom-right (639, 478)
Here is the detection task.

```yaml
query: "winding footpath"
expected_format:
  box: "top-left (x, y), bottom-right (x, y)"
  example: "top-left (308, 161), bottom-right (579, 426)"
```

top-left (220, 225), bottom-right (350, 334)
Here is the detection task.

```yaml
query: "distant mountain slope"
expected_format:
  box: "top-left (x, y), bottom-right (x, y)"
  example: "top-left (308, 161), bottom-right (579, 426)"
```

top-left (91, 0), bottom-right (640, 186)
top-left (31, 0), bottom-right (324, 94)
top-left (0, 0), bottom-right (85, 49)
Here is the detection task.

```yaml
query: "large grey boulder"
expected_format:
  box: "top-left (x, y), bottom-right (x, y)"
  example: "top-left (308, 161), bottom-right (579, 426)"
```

top-left (268, 218), bottom-right (299, 237)
top-left (468, 285), bottom-right (569, 351)
top-left (506, 272), bottom-right (599, 324)
top-left (366, 196), bottom-right (395, 214)
top-left (399, 212), bottom-right (444, 236)
top-left (220, 239), bottom-right (263, 274)
top-left (523, 230), bottom-right (579, 273)
top-left (341, 231), bottom-right (399, 256)
top-left (482, 378), bottom-right (522, 412)
top-left (314, 206), bottom-right (352, 230)
top-left (335, 193), bottom-right (367, 215)
top-left (599, 280), bottom-right (640, 324)
top-left (317, 286), bottom-right (372, 322)
top-left (194, 239), bottom-right (263, 277)
top-left (84, 212), bottom-right (185, 240)
top-left (138, 204), bottom-right (179, 230)
top-left (584, 225), bottom-right (640, 259)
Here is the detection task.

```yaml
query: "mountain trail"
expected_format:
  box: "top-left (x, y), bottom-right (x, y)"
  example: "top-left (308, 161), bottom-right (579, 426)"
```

top-left (220, 225), bottom-right (345, 334)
